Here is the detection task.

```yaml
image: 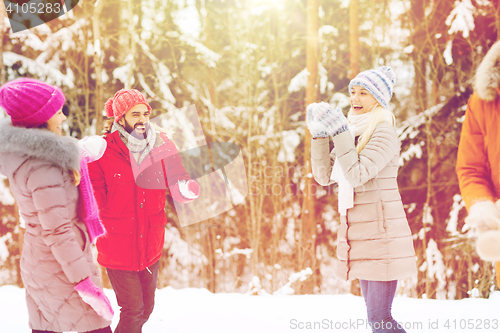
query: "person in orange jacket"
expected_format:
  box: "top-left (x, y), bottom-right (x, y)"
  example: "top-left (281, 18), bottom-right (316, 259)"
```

top-left (456, 40), bottom-right (500, 283)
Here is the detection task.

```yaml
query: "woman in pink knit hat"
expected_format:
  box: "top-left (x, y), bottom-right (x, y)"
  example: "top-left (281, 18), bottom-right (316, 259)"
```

top-left (0, 78), bottom-right (113, 333)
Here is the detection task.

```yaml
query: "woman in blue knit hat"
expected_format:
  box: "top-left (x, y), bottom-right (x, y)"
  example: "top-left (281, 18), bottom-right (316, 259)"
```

top-left (307, 67), bottom-right (417, 333)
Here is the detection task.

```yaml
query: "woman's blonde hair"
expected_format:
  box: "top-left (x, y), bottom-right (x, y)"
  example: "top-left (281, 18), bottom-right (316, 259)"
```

top-left (69, 169), bottom-right (81, 186)
top-left (351, 105), bottom-right (396, 153)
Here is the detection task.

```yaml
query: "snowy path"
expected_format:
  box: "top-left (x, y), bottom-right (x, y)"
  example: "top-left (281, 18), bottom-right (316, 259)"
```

top-left (1, 286), bottom-right (499, 332)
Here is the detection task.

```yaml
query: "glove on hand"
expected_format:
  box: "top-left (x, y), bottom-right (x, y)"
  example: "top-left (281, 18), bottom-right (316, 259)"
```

top-left (465, 200), bottom-right (500, 261)
top-left (306, 103), bottom-right (329, 138)
top-left (311, 102), bottom-right (348, 137)
top-left (465, 200), bottom-right (500, 233)
top-left (74, 277), bottom-right (114, 321)
top-left (170, 179), bottom-right (200, 203)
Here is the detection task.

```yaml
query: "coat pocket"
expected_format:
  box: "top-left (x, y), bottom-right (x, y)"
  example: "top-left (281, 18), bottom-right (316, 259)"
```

top-left (105, 173), bottom-right (135, 214)
top-left (146, 212), bottom-right (167, 259)
top-left (97, 217), bottom-right (136, 267)
top-left (102, 216), bottom-right (134, 234)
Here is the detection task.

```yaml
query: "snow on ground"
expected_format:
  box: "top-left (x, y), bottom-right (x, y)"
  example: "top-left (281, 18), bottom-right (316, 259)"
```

top-left (1, 285), bottom-right (499, 332)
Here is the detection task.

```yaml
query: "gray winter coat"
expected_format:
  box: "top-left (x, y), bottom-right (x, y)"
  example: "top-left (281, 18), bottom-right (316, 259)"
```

top-left (0, 119), bottom-right (110, 332)
top-left (311, 122), bottom-right (417, 281)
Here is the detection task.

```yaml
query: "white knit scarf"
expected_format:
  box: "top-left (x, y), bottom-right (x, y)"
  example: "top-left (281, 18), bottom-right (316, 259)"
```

top-left (330, 112), bottom-right (370, 216)
top-left (112, 122), bottom-right (156, 164)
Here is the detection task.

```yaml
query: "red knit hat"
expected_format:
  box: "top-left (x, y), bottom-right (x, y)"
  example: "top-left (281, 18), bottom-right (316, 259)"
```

top-left (105, 89), bottom-right (151, 122)
top-left (0, 78), bottom-right (65, 128)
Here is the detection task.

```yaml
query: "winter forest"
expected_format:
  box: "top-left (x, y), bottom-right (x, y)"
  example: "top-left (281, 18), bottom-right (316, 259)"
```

top-left (0, 0), bottom-right (499, 303)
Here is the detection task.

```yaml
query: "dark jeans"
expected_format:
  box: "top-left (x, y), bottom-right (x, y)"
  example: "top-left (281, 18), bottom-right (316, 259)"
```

top-left (106, 260), bottom-right (160, 333)
top-left (32, 327), bottom-right (112, 333)
top-left (360, 280), bottom-right (407, 333)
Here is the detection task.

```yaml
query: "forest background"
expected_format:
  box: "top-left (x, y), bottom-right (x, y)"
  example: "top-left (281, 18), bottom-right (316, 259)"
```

top-left (0, 0), bottom-right (499, 301)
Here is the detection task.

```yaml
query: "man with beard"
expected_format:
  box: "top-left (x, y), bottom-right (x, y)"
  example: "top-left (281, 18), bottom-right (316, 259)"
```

top-left (89, 89), bottom-right (199, 333)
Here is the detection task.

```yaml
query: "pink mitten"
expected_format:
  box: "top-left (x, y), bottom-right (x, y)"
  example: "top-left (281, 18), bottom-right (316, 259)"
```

top-left (74, 277), bottom-right (114, 321)
top-left (170, 179), bottom-right (200, 203)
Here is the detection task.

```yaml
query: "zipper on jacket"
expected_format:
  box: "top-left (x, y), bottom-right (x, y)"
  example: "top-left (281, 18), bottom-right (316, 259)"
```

top-left (345, 212), bottom-right (351, 281)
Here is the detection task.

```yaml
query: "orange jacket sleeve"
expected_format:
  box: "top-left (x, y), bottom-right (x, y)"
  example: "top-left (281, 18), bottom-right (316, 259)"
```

top-left (456, 94), bottom-right (497, 211)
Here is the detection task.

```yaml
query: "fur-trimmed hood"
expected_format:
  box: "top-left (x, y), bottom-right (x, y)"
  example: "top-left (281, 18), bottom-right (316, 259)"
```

top-left (474, 40), bottom-right (500, 101)
top-left (0, 118), bottom-right (80, 176)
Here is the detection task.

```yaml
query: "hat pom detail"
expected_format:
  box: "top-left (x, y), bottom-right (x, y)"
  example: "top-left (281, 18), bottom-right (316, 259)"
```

top-left (378, 66), bottom-right (396, 86)
top-left (105, 97), bottom-right (115, 117)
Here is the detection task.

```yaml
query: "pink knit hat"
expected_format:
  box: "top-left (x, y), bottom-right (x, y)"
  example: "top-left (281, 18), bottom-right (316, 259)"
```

top-left (105, 89), bottom-right (151, 122)
top-left (0, 78), bottom-right (65, 128)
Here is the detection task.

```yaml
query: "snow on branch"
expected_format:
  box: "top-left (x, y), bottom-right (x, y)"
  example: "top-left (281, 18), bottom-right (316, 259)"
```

top-left (446, 194), bottom-right (465, 236)
top-left (3, 52), bottom-right (75, 88)
top-left (215, 248), bottom-right (253, 259)
top-left (288, 68), bottom-right (309, 93)
top-left (273, 267), bottom-right (313, 295)
top-left (446, 0), bottom-right (475, 38)
top-left (165, 31), bottom-right (221, 68)
top-left (421, 239), bottom-right (448, 299)
top-left (0, 176), bottom-right (15, 206)
top-left (397, 103), bottom-right (445, 165)
top-left (0, 234), bottom-right (10, 263)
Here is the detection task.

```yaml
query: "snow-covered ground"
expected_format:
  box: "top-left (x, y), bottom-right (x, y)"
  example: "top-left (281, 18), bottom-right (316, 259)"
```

top-left (1, 285), bottom-right (499, 333)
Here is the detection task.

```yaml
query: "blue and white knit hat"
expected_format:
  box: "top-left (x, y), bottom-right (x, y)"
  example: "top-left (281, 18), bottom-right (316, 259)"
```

top-left (348, 66), bottom-right (395, 109)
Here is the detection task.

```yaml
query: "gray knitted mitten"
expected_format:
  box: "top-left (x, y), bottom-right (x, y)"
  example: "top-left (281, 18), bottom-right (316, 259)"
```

top-left (310, 102), bottom-right (348, 137)
top-left (306, 102), bottom-right (329, 138)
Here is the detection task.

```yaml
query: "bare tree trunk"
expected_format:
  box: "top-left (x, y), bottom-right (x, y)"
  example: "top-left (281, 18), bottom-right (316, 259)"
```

top-left (271, 59), bottom-right (287, 293)
top-left (349, 0), bottom-right (360, 78)
top-left (126, 0), bottom-right (137, 89)
top-left (423, 111), bottom-right (434, 298)
top-left (410, 0), bottom-right (427, 113)
top-left (93, 0), bottom-right (105, 134)
top-left (300, 0), bottom-right (318, 294)
top-left (206, 226), bottom-right (217, 293)
top-left (204, 2), bottom-right (218, 108)
top-left (81, 1), bottom-right (90, 135)
top-left (496, 262), bottom-right (500, 288)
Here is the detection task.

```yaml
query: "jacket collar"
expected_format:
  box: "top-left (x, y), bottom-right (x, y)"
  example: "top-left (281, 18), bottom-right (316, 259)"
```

top-left (105, 130), bottom-right (177, 175)
top-left (474, 40), bottom-right (500, 101)
top-left (0, 118), bottom-right (80, 172)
